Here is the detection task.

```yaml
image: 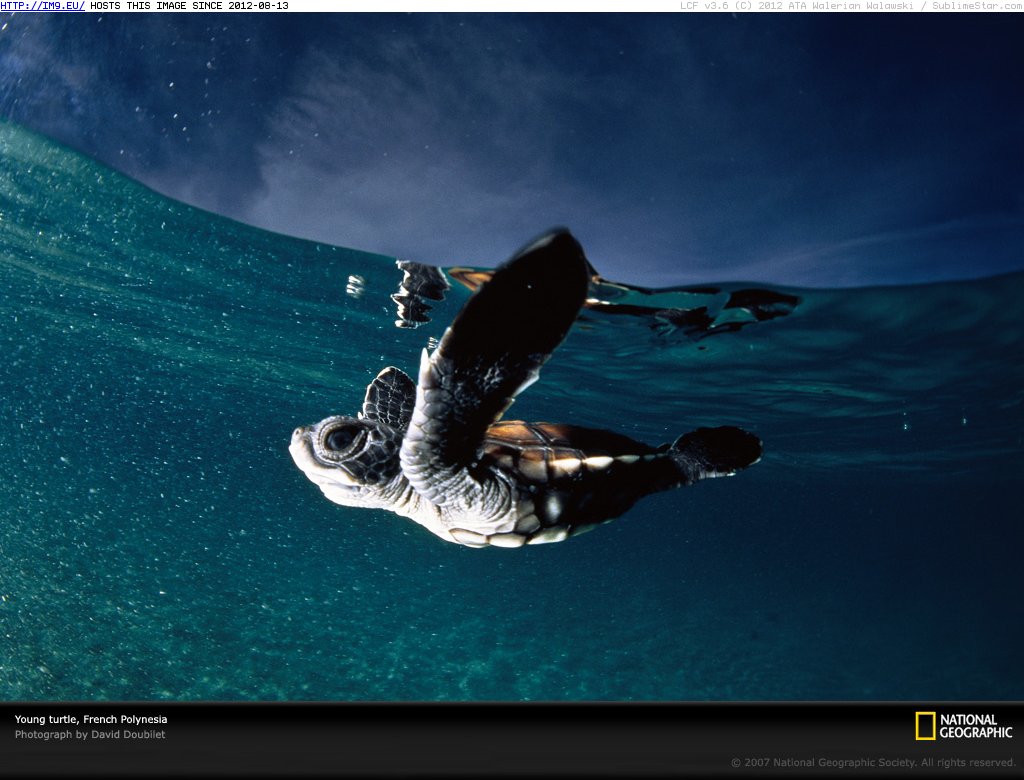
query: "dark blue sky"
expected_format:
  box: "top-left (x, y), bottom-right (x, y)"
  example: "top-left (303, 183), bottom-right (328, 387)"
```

top-left (1, 13), bottom-right (1021, 287)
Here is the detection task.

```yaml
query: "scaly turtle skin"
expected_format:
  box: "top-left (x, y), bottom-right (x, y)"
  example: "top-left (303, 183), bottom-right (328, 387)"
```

top-left (289, 230), bottom-right (762, 548)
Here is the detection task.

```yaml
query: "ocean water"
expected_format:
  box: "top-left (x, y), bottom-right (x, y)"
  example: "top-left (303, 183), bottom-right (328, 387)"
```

top-left (1, 121), bottom-right (1021, 702)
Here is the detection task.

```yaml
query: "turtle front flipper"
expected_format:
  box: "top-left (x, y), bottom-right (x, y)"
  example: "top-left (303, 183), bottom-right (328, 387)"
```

top-left (361, 367), bottom-right (416, 432)
top-left (400, 230), bottom-right (591, 509)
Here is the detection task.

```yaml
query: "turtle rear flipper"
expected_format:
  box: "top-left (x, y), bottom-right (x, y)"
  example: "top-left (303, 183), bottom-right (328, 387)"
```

top-left (671, 426), bottom-right (762, 483)
top-left (401, 230), bottom-right (590, 506)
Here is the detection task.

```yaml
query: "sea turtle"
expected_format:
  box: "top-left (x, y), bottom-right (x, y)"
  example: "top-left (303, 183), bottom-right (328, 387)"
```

top-left (289, 230), bottom-right (762, 548)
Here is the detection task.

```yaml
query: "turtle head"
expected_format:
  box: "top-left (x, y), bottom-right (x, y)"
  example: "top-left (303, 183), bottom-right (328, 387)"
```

top-left (289, 415), bottom-right (404, 508)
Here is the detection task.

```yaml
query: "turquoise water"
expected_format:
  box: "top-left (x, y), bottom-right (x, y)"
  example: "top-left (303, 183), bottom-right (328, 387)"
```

top-left (1, 122), bottom-right (1021, 702)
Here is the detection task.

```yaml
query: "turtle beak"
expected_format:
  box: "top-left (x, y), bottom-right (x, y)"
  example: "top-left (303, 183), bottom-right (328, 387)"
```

top-left (289, 425), bottom-right (316, 470)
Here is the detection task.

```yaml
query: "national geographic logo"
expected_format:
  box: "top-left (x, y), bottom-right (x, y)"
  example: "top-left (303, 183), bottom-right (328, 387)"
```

top-left (916, 711), bottom-right (1015, 741)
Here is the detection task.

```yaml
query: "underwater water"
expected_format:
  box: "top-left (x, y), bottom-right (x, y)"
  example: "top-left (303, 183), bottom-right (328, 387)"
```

top-left (1, 121), bottom-right (1021, 702)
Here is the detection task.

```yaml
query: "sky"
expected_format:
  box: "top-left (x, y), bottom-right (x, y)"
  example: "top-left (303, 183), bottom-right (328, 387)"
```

top-left (0, 12), bottom-right (1021, 288)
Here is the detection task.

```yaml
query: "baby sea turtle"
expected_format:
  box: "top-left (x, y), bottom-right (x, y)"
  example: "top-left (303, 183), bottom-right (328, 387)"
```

top-left (289, 230), bottom-right (762, 548)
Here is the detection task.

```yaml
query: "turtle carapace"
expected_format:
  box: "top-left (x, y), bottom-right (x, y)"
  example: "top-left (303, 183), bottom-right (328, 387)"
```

top-left (289, 230), bottom-right (762, 548)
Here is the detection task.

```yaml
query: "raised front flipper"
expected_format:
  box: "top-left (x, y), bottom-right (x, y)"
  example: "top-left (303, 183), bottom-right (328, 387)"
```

top-left (400, 230), bottom-right (591, 508)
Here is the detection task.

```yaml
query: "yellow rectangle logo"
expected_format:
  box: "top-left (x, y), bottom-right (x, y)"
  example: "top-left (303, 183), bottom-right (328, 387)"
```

top-left (916, 711), bottom-right (937, 741)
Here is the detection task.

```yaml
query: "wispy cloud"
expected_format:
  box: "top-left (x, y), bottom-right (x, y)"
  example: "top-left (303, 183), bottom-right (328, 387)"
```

top-left (726, 215), bottom-right (1024, 288)
top-left (245, 19), bottom-right (609, 267)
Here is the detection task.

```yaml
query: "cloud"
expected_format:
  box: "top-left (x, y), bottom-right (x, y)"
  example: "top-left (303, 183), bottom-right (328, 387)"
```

top-left (244, 19), bottom-right (603, 266)
top-left (726, 215), bottom-right (1024, 288)
top-left (240, 17), bottom-right (756, 278)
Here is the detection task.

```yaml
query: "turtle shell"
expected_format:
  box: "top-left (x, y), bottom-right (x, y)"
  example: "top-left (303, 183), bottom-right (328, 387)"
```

top-left (478, 420), bottom-right (660, 487)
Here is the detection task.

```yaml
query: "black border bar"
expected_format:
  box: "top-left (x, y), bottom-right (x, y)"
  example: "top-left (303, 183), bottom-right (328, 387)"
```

top-left (2, 702), bottom-right (1022, 777)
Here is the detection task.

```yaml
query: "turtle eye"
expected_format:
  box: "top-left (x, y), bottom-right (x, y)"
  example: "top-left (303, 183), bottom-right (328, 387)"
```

top-left (325, 426), bottom-right (358, 452)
